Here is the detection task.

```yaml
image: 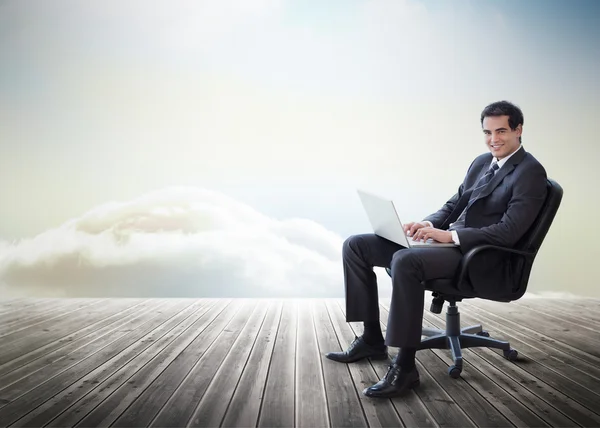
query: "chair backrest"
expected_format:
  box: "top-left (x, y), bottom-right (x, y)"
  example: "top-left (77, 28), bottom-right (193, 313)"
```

top-left (386, 179), bottom-right (563, 303)
top-left (508, 178), bottom-right (563, 299)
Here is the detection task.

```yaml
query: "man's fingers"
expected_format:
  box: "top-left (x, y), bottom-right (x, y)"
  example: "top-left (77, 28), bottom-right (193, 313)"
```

top-left (415, 228), bottom-right (434, 242)
top-left (414, 229), bottom-right (426, 241)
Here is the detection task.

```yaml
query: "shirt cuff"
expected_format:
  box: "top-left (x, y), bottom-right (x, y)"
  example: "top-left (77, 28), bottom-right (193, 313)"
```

top-left (422, 221), bottom-right (433, 228)
top-left (451, 230), bottom-right (460, 245)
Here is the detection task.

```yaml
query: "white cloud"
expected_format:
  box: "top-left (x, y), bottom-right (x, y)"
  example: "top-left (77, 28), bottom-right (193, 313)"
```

top-left (0, 187), bottom-right (392, 298)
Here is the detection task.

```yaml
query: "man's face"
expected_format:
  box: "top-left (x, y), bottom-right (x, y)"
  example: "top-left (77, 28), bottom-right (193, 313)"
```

top-left (482, 115), bottom-right (522, 160)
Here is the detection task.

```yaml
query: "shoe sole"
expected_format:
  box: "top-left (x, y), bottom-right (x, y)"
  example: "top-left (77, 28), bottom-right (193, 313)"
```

top-left (326, 352), bottom-right (389, 364)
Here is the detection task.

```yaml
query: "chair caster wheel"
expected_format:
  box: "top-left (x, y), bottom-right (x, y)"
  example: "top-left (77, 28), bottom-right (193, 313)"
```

top-left (476, 331), bottom-right (490, 337)
top-left (503, 349), bottom-right (518, 361)
top-left (448, 365), bottom-right (462, 378)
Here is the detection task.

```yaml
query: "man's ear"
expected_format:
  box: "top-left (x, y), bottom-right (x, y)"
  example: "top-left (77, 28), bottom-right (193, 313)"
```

top-left (515, 124), bottom-right (523, 137)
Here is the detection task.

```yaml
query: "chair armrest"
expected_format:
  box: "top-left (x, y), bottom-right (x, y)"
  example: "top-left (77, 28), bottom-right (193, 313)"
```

top-left (457, 245), bottom-right (536, 286)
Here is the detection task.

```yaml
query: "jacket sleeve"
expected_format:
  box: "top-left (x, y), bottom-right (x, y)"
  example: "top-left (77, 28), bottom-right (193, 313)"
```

top-left (422, 158), bottom-right (477, 228)
top-left (422, 187), bottom-right (462, 228)
top-left (455, 164), bottom-right (547, 253)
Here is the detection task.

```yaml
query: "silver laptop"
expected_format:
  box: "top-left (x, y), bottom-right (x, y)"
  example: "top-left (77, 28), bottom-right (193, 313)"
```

top-left (357, 189), bottom-right (457, 248)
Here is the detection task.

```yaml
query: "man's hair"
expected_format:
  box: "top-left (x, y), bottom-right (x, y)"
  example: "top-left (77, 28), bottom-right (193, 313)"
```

top-left (480, 100), bottom-right (524, 143)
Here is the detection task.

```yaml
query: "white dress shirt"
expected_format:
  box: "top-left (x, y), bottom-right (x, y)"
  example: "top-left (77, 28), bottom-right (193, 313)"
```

top-left (422, 146), bottom-right (522, 245)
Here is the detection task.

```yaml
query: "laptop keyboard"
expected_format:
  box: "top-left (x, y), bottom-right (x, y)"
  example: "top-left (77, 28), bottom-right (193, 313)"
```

top-left (407, 236), bottom-right (436, 244)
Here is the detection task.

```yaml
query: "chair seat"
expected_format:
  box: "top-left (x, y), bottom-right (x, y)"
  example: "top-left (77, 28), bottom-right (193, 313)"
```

top-left (422, 278), bottom-right (466, 298)
top-left (384, 268), bottom-right (515, 303)
top-left (423, 278), bottom-right (513, 302)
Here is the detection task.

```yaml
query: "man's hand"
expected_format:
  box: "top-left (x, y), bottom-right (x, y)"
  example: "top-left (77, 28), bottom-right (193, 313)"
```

top-left (411, 227), bottom-right (454, 244)
top-left (403, 221), bottom-right (429, 237)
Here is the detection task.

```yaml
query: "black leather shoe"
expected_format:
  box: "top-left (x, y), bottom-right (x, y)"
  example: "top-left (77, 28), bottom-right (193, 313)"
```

top-left (363, 364), bottom-right (420, 398)
top-left (325, 335), bottom-right (388, 363)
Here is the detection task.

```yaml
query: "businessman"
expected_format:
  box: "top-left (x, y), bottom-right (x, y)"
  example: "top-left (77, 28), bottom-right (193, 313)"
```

top-left (326, 101), bottom-right (548, 398)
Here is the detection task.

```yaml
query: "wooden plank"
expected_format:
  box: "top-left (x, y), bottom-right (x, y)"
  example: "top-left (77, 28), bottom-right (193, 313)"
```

top-left (327, 299), bottom-right (428, 428)
top-left (0, 298), bottom-right (190, 426)
top-left (0, 299), bottom-right (106, 337)
top-left (220, 302), bottom-right (282, 428)
top-left (257, 300), bottom-right (298, 428)
top-left (311, 300), bottom-right (367, 428)
top-left (0, 299), bottom-right (158, 378)
top-left (69, 299), bottom-right (240, 428)
top-left (0, 299), bottom-right (107, 343)
top-left (0, 299), bottom-right (165, 388)
top-left (459, 298), bottom-right (600, 373)
top-left (421, 306), bottom-right (600, 427)
top-left (408, 312), bottom-right (550, 428)
top-left (294, 299), bottom-right (329, 428)
top-left (384, 300), bottom-right (560, 427)
top-left (4, 297), bottom-right (600, 428)
top-left (466, 299), bottom-right (600, 359)
top-left (39, 299), bottom-right (221, 427)
top-left (435, 303), bottom-right (600, 417)
top-left (364, 300), bottom-right (476, 428)
top-left (0, 299), bottom-right (143, 365)
top-left (0, 298), bottom-right (92, 331)
top-left (11, 299), bottom-right (212, 428)
top-left (366, 299), bottom-right (476, 428)
top-left (0, 298), bottom-right (54, 318)
top-left (459, 301), bottom-right (600, 393)
top-left (186, 300), bottom-right (274, 428)
top-left (115, 300), bottom-right (259, 427)
top-left (0, 299), bottom-right (98, 334)
top-left (512, 298), bottom-right (600, 331)
top-left (512, 298), bottom-right (600, 329)
top-left (0, 297), bottom-right (26, 306)
top-left (463, 347), bottom-right (600, 427)
top-left (535, 298), bottom-right (600, 324)
top-left (418, 347), bottom-right (514, 428)
top-left (536, 297), bottom-right (600, 313)
top-left (414, 349), bottom-right (524, 427)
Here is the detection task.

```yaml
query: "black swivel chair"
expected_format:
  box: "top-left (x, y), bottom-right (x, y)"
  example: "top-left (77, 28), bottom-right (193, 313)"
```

top-left (385, 178), bottom-right (563, 378)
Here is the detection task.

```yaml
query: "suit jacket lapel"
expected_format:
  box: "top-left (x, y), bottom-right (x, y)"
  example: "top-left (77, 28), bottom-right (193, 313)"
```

top-left (440, 159), bottom-right (489, 229)
top-left (477, 146), bottom-right (527, 200)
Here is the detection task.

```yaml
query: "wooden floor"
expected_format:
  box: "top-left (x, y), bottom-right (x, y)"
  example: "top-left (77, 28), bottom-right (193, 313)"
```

top-left (0, 297), bottom-right (599, 428)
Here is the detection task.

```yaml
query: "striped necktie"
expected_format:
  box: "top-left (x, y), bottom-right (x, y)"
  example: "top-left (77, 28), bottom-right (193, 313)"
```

top-left (449, 162), bottom-right (499, 230)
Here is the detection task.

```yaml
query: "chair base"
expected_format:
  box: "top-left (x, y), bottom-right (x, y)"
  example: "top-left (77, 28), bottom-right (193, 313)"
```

top-left (419, 304), bottom-right (517, 378)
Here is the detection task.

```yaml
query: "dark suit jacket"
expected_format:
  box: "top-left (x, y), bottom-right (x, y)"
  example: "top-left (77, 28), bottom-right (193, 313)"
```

top-left (423, 146), bottom-right (547, 296)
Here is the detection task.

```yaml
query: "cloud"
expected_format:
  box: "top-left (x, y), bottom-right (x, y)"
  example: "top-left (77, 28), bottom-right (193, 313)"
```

top-left (0, 187), bottom-right (391, 298)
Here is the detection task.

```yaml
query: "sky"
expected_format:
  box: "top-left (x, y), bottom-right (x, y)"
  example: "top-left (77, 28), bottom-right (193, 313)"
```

top-left (0, 0), bottom-right (599, 298)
